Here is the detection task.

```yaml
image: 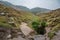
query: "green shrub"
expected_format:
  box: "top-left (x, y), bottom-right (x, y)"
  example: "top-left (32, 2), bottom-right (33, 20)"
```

top-left (40, 20), bottom-right (47, 28)
top-left (48, 32), bottom-right (56, 40)
top-left (32, 21), bottom-right (40, 31)
top-left (0, 22), bottom-right (13, 28)
top-left (32, 20), bottom-right (47, 34)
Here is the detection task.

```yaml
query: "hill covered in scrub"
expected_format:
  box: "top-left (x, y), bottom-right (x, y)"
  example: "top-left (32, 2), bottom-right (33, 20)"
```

top-left (38, 8), bottom-right (60, 28)
top-left (31, 7), bottom-right (50, 14)
top-left (38, 8), bottom-right (60, 39)
top-left (0, 4), bottom-right (39, 29)
top-left (0, 1), bottom-right (51, 15)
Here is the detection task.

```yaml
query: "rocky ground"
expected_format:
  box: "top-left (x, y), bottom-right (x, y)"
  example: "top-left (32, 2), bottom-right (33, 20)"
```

top-left (0, 22), bottom-right (60, 40)
top-left (51, 30), bottom-right (60, 40)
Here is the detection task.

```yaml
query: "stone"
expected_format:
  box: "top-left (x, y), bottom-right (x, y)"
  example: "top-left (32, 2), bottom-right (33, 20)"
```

top-left (33, 35), bottom-right (45, 40)
top-left (52, 30), bottom-right (60, 40)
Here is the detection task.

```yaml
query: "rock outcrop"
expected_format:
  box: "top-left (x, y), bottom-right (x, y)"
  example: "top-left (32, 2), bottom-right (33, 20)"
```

top-left (52, 30), bottom-right (60, 40)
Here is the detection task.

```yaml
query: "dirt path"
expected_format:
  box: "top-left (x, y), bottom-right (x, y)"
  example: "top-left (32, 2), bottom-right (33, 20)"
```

top-left (9, 22), bottom-right (33, 40)
top-left (44, 27), bottom-right (51, 40)
top-left (20, 22), bottom-right (33, 36)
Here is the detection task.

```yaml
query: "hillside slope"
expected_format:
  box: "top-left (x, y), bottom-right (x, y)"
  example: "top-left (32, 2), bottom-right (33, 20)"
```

top-left (31, 7), bottom-right (50, 14)
top-left (39, 8), bottom-right (60, 27)
top-left (0, 4), bottom-right (39, 28)
top-left (38, 8), bottom-right (60, 39)
top-left (0, 1), bottom-right (30, 11)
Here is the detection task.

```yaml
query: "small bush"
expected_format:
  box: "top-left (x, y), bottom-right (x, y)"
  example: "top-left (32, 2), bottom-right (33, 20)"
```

top-left (32, 20), bottom-right (47, 35)
top-left (32, 21), bottom-right (40, 31)
top-left (48, 32), bottom-right (56, 40)
top-left (0, 22), bottom-right (13, 28)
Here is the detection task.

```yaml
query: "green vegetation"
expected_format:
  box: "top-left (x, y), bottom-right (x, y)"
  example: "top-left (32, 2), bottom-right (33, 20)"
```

top-left (32, 21), bottom-right (40, 31)
top-left (48, 32), bottom-right (55, 40)
top-left (32, 20), bottom-right (47, 35)
top-left (0, 22), bottom-right (13, 28)
top-left (0, 16), bottom-right (13, 28)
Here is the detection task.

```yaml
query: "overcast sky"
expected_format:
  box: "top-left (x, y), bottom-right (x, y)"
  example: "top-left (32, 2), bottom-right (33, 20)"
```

top-left (1, 0), bottom-right (60, 10)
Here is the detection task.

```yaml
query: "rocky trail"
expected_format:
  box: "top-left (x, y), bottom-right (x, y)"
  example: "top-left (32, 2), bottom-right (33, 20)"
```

top-left (4, 22), bottom-right (51, 40)
top-left (0, 22), bottom-right (60, 40)
top-left (10, 22), bottom-right (50, 40)
top-left (9, 22), bottom-right (33, 40)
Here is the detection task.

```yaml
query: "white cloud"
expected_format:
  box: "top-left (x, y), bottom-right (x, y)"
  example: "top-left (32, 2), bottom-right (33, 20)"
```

top-left (3, 0), bottom-right (60, 9)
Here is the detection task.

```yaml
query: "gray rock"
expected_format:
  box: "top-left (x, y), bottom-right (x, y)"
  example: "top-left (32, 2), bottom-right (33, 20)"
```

top-left (33, 35), bottom-right (46, 40)
top-left (52, 30), bottom-right (60, 40)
